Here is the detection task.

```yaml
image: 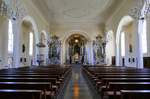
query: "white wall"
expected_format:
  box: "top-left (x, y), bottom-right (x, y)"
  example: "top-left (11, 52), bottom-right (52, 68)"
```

top-left (106, 0), bottom-right (150, 67)
top-left (145, 17), bottom-right (150, 57)
top-left (105, 31), bottom-right (115, 65)
top-left (51, 23), bottom-right (104, 64)
top-left (0, 17), bottom-right (9, 69)
top-left (17, 0), bottom-right (49, 67)
top-left (0, 0), bottom-right (49, 68)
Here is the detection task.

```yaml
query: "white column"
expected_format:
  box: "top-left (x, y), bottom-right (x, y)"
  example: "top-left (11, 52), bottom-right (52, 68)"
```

top-left (116, 38), bottom-right (121, 66)
top-left (61, 43), bottom-right (65, 64)
top-left (2, 20), bottom-right (8, 68)
top-left (90, 41), bottom-right (94, 65)
top-left (135, 19), bottom-right (143, 68)
top-left (13, 21), bottom-right (21, 68)
top-left (44, 46), bottom-right (48, 65)
top-left (66, 44), bottom-right (69, 63)
top-left (85, 41), bottom-right (94, 65)
top-left (85, 44), bottom-right (89, 64)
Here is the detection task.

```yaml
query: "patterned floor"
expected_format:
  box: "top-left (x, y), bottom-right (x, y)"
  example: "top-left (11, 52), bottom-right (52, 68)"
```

top-left (63, 64), bottom-right (100, 99)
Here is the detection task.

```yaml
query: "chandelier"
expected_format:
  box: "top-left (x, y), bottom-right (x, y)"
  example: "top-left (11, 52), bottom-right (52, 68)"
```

top-left (0, 0), bottom-right (26, 20)
top-left (129, 0), bottom-right (150, 19)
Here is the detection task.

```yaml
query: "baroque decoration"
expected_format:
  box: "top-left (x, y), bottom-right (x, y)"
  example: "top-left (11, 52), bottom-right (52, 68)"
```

top-left (0, 0), bottom-right (27, 20)
top-left (129, 0), bottom-right (150, 19)
top-left (93, 35), bottom-right (107, 64)
top-left (48, 35), bottom-right (61, 64)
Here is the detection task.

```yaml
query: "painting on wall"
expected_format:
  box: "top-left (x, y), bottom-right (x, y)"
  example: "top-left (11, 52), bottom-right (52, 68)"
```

top-left (22, 44), bottom-right (25, 53)
top-left (129, 44), bottom-right (133, 53)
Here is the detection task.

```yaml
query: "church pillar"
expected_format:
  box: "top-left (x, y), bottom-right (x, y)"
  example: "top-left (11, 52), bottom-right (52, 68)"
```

top-left (61, 41), bottom-right (65, 64)
top-left (135, 19), bottom-right (143, 68)
top-left (85, 41), bottom-right (94, 65)
top-left (90, 41), bottom-right (94, 65)
top-left (13, 21), bottom-right (21, 68)
top-left (116, 37), bottom-right (122, 66)
top-left (85, 44), bottom-right (89, 64)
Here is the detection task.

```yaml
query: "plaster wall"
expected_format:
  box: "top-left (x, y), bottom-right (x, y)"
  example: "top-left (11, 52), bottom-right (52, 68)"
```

top-left (105, 0), bottom-right (150, 67)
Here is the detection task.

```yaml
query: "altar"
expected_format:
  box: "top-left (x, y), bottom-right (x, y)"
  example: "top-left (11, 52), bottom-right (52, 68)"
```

top-left (74, 53), bottom-right (80, 64)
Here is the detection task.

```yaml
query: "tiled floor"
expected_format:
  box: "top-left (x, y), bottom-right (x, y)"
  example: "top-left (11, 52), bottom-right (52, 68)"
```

top-left (63, 64), bottom-right (100, 99)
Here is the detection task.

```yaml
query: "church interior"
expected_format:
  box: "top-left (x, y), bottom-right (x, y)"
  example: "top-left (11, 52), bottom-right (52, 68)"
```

top-left (0, 0), bottom-right (150, 99)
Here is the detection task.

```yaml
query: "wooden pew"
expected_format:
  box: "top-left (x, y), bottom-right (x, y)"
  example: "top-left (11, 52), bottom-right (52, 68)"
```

top-left (121, 90), bottom-right (150, 99)
top-left (0, 82), bottom-right (51, 99)
top-left (0, 82), bottom-right (51, 90)
top-left (82, 65), bottom-right (150, 99)
top-left (0, 89), bottom-right (42, 99)
top-left (103, 82), bottom-right (150, 99)
top-left (95, 78), bottom-right (150, 92)
top-left (0, 65), bottom-right (72, 99)
top-left (86, 74), bottom-right (150, 87)
top-left (0, 77), bottom-right (57, 86)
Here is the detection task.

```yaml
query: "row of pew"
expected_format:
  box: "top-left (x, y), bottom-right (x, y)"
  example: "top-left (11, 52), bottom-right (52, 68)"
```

top-left (0, 65), bottom-right (72, 99)
top-left (82, 65), bottom-right (150, 99)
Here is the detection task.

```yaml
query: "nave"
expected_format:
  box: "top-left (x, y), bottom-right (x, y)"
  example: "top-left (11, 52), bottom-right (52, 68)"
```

top-left (63, 64), bottom-right (100, 99)
top-left (0, 0), bottom-right (150, 99)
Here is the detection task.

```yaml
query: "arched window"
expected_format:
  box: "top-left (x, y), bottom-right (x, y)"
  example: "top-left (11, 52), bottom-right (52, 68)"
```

top-left (8, 19), bottom-right (14, 53)
top-left (29, 32), bottom-right (33, 56)
top-left (142, 19), bottom-right (147, 53)
top-left (121, 32), bottom-right (125, 57)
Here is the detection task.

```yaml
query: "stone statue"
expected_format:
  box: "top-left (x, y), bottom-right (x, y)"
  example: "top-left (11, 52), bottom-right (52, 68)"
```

top-left (48, 35), bottom-right (61, 64)
top-left (93, 35), bottom-right (106, 64)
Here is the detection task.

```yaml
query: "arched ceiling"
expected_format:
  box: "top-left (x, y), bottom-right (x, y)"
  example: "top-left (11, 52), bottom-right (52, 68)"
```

top-left (45, 0), bottom-right (110, 19)
top-left (31, 0), bottom-right (123, 31)
top-left (67, 34), bottom-right (87, 45)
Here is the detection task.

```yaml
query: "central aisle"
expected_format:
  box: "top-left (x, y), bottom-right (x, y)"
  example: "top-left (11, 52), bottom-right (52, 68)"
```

top-left (63, 65), bottom-right (100, 99)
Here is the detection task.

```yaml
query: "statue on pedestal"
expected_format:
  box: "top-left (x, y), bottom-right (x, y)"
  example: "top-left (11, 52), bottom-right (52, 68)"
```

top-left (48, 35), bottom-right (61, 64)
top-left (93, 35), bottom-right (106, 64)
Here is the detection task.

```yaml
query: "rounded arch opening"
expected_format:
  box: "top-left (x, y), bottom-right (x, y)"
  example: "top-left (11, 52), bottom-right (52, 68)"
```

top-left (62, 30), bottom-right (91, 44)
top-left (116, 15), bottom-right (134, 66)
top-left (61, 30), bottom-right (93, 64)
top-left (65, 33), bottom-right (88, 64)
top-left (20, 16), bottom-right (39, 66)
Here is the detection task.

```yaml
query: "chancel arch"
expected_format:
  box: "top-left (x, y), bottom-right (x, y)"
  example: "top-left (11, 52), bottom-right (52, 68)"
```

top-left (66, 34), bottom-right (87, 64)
top-left (61, 31), bottom-right (93, 65)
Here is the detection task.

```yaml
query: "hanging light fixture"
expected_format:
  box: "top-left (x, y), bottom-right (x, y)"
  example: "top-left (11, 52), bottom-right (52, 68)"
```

top-left (129, 0), bottom-right (150, 19)
top-left (75, 39), bottom-right (79, 43)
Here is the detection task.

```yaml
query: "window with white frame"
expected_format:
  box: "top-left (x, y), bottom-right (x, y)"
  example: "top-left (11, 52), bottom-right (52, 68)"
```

top-left (29, 32), bottom-right (33, 56)
top-left (121, 32), bottom-right (125, 57)
top-left (142, 19), bottom-right (147, 54)
top-left (8, 19), bottom-right (14, 53)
